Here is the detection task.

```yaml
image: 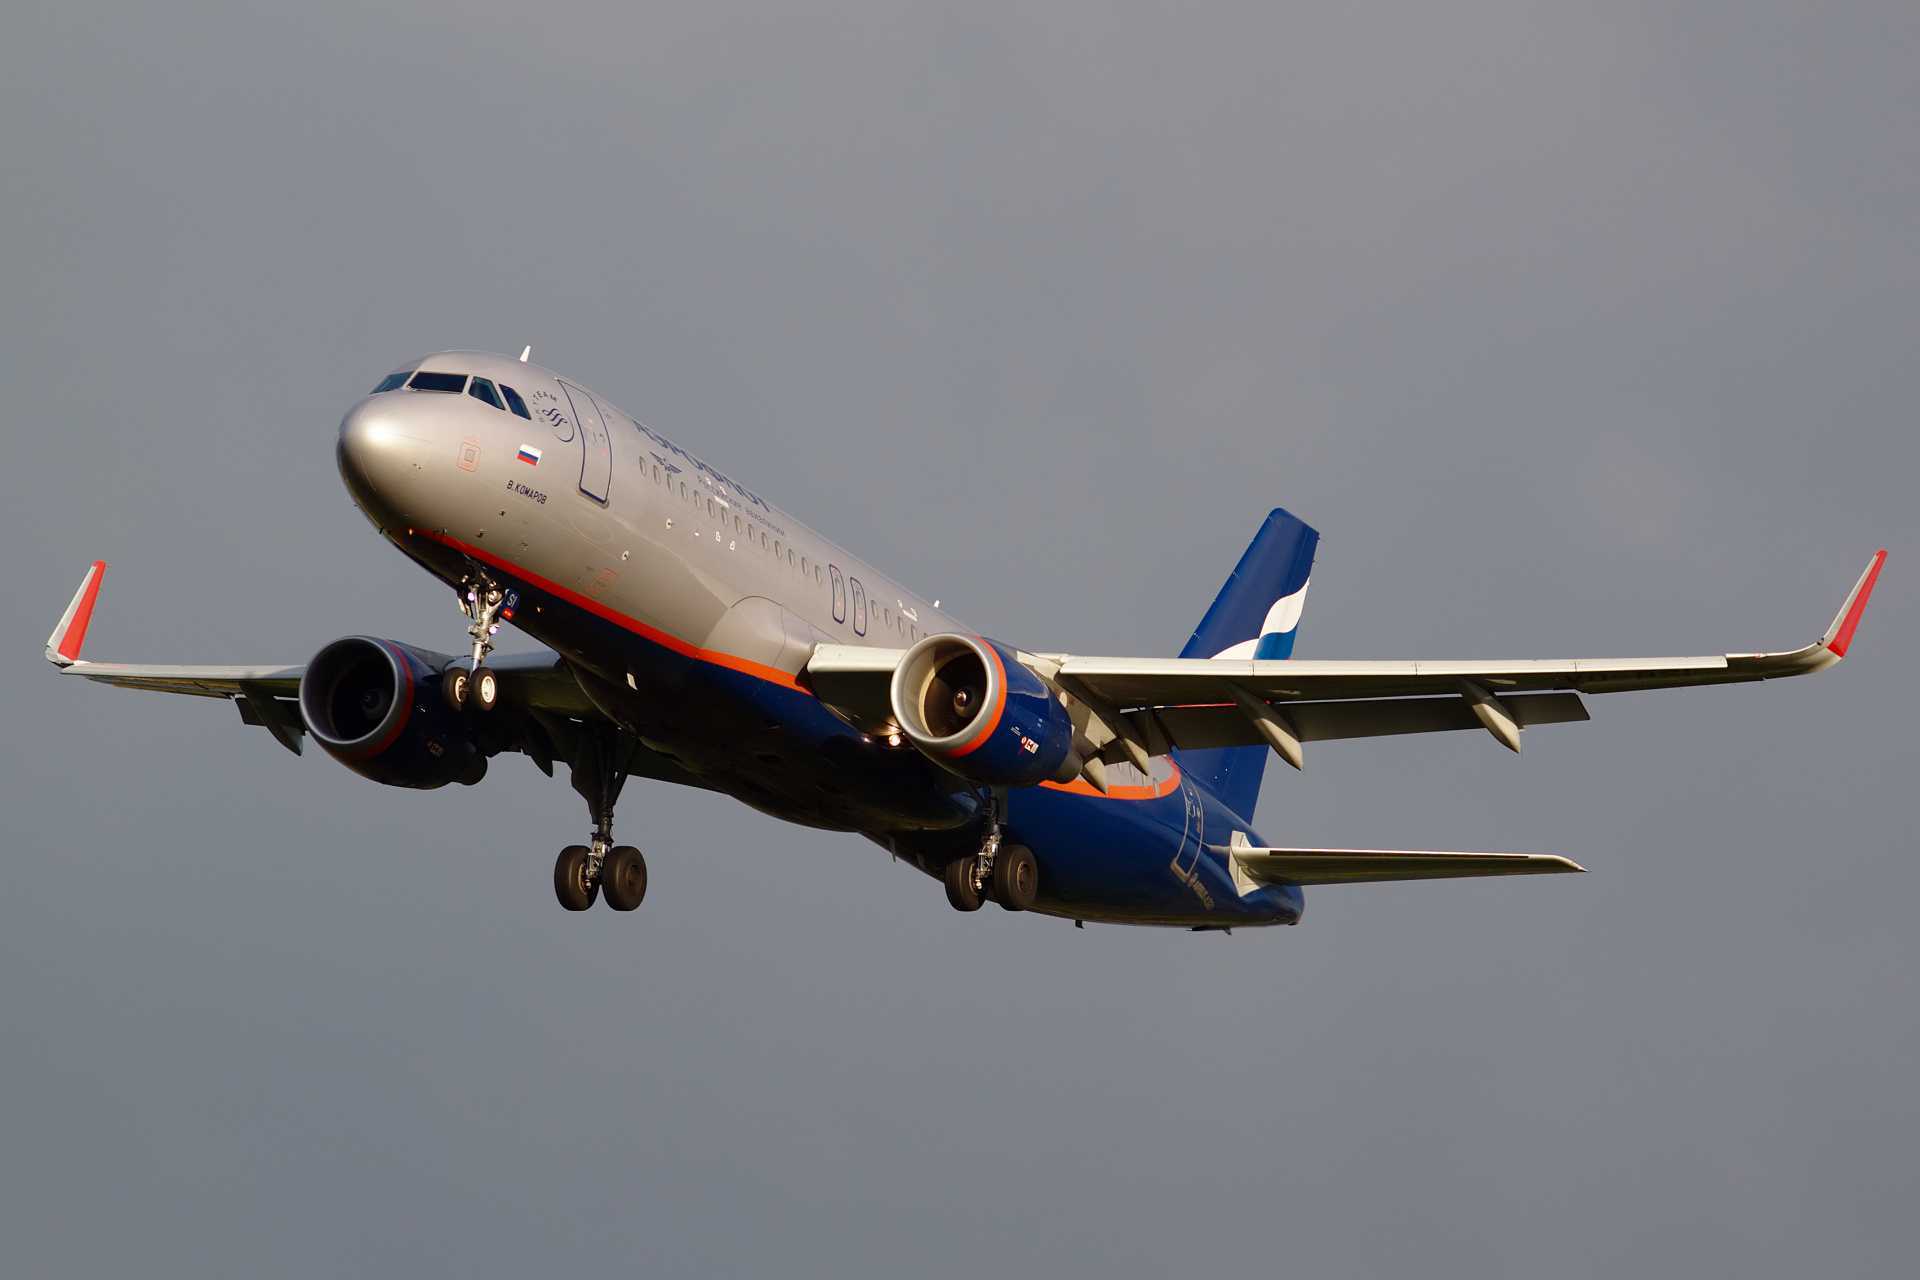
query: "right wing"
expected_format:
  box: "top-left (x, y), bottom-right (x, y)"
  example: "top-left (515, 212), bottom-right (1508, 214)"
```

top-left (46, 562), bottom-right (613, 762)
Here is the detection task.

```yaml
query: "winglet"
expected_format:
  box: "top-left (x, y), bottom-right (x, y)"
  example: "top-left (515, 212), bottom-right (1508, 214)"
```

top-left (46, 561), bottom-right (106, 666)
top-left (1819, 550), bottom-right (1886, 657)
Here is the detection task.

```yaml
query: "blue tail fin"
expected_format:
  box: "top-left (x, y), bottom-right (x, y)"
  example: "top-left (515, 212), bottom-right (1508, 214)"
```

top-left (1176, 508), bottom-right (1319, 818)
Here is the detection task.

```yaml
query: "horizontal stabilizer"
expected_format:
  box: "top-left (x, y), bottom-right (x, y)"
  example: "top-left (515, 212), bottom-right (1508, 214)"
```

top-left (1227, 831), bottom-right (1584, 885)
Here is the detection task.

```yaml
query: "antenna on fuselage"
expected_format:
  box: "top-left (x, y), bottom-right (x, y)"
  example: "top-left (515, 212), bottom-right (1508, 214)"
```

top-left (519, 346), bottom-right (531, 362)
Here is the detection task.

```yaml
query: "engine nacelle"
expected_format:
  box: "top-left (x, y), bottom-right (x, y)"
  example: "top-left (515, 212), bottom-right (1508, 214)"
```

top-left (299, 637), bottom-right (483, 789)
top-left (890, 634), bottom-right (1076, 787)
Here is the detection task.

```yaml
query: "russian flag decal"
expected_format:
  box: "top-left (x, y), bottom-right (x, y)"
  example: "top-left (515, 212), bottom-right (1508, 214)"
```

top-left (517, 445), bottom-right (542, 466)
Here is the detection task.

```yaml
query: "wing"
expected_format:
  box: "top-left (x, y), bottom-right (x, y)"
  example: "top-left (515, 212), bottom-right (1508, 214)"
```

top-left (809, 551), bottom-right (1885, 768)
top-left (45, 563), bottom-right (611, 757)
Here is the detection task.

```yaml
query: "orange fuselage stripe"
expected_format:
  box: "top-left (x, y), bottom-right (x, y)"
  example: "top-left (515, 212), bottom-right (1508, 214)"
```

top-left (421, 531), bottom-right (813, 694)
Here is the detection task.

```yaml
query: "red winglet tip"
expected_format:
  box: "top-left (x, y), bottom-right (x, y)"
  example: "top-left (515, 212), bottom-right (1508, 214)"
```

top-left (56, 561), bottom-right (107, 661)
top-left (1826, 550), bottom-right (1885, 657)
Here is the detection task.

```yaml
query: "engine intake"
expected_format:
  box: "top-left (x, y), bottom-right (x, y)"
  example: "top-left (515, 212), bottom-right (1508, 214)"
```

top-left (299, 636), bottom-right (482, 788)
top-left (890, 634), bottom-right (1075, 787)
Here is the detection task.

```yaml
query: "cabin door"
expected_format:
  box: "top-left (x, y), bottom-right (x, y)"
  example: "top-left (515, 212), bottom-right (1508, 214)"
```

top-left (558, 381), bottom-right (613, 503)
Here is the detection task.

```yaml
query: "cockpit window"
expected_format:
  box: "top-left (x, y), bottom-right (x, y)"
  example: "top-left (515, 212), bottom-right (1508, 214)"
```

top-left (468, 377), bottom-right (505, 410)
top-left (372, 371), bottom-right (414, 393)
top-left (498, 383), bottom-right (532, 419)
top-left (408, 371), bottom-right (468, 393)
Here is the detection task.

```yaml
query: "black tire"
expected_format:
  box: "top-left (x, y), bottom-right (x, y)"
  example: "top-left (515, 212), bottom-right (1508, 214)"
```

top-left (471, 665), bottom-right (500, 712)
top-left (442, 667), bottom-right (470, 711)
top-left (944, 856), bottom-right (984, 912)
top-left (554, 845), bottom-right (598, 911)
top-left (601, 846), bottom-right (647, 911)
top-left (992, 844), bottom-right (1038, 911)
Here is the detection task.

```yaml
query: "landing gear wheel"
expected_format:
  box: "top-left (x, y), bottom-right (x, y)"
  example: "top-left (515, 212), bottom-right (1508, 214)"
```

top-left (601, 846), bottom-right (647, 911)
top-left (944, 856), bottom-right (985, 912)
top-left (442, 667), bottom-right (470, 711)
top-left (992, 843), bottom-right (1038, 911)
top-left (471, 665), bottom-right (499, 712)
top-left (554, 845), bottom-right (598, 911)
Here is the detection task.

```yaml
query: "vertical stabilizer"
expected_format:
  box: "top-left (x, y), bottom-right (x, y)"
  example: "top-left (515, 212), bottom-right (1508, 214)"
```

top-left (1176, 510), bottom-right (1319, 817)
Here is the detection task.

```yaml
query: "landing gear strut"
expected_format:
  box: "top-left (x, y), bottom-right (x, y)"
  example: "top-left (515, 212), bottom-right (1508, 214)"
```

top-left (452, 576), bottom-right (505, 712)
top-left (944, 790), bottom-right (1036, 913)
top-left (552, 721), bottom-right (649, 913)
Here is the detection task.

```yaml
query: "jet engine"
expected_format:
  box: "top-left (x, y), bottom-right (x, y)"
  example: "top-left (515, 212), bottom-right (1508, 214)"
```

top-left (890, 634), bottom-right (1077, 788)
top-left (299, 636), bottom-right (484, 788)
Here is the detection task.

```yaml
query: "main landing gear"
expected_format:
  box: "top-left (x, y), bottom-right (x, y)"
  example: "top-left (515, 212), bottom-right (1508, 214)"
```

top-left (944, 791), bottom-right (1036, 913)
top-left (555, 843), bottom-right (647, 911)
top-left (553, 720), bottom-right (650, 913)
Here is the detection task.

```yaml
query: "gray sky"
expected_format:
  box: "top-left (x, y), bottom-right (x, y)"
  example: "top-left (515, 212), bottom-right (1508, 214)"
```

top-left (3, 3), bottom-right (1915, 1276)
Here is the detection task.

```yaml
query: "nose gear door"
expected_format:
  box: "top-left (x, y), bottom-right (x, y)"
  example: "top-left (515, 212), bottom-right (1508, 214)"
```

top-left (558, 381), bottom-right (613, 503)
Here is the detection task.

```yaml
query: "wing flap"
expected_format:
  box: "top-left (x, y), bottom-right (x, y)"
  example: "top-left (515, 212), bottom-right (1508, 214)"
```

top-left (807, 644), bottom-right (906, 730)
top-left (1145, 691), bottom-right (1589, 750)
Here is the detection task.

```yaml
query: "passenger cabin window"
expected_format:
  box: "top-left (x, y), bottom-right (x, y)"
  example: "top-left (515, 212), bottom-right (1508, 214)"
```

top-left (468, 377), bottom-right (505, 410)
top-left (372, 371), bottom-right (414, 393)
top-left (408, 371), bottom-right (468, 393)
top-left (499, 383), bottom-right (532, 419)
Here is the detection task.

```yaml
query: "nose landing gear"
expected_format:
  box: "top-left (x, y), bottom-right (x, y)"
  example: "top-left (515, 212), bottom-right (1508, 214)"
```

top-left (449, 577), bottom-right (507, 711)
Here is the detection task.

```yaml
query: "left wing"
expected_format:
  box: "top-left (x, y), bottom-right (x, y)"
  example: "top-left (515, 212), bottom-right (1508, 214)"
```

top-left (809, 551), bottom-right (1885, 768)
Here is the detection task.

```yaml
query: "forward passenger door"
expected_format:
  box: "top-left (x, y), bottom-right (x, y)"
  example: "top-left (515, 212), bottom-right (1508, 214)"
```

top-left (558, 381), bottom-right (612, 503)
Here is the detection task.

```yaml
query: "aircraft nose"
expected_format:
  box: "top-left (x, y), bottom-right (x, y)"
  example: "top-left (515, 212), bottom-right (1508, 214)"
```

top-left (337, 399), bottom-right (436, 527)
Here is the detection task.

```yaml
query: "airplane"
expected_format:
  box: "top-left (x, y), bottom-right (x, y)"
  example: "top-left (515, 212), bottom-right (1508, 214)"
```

top-left (45, 350), bottom-right (1886, 928)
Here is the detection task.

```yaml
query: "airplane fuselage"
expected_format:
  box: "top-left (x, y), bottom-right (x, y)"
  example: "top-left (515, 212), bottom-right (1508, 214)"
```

top-left (338, 351), bottom-right (1301, 927)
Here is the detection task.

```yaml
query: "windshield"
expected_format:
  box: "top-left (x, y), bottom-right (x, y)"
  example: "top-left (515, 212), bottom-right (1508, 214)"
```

top-left (408, 371), bottom-right (468, 393)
